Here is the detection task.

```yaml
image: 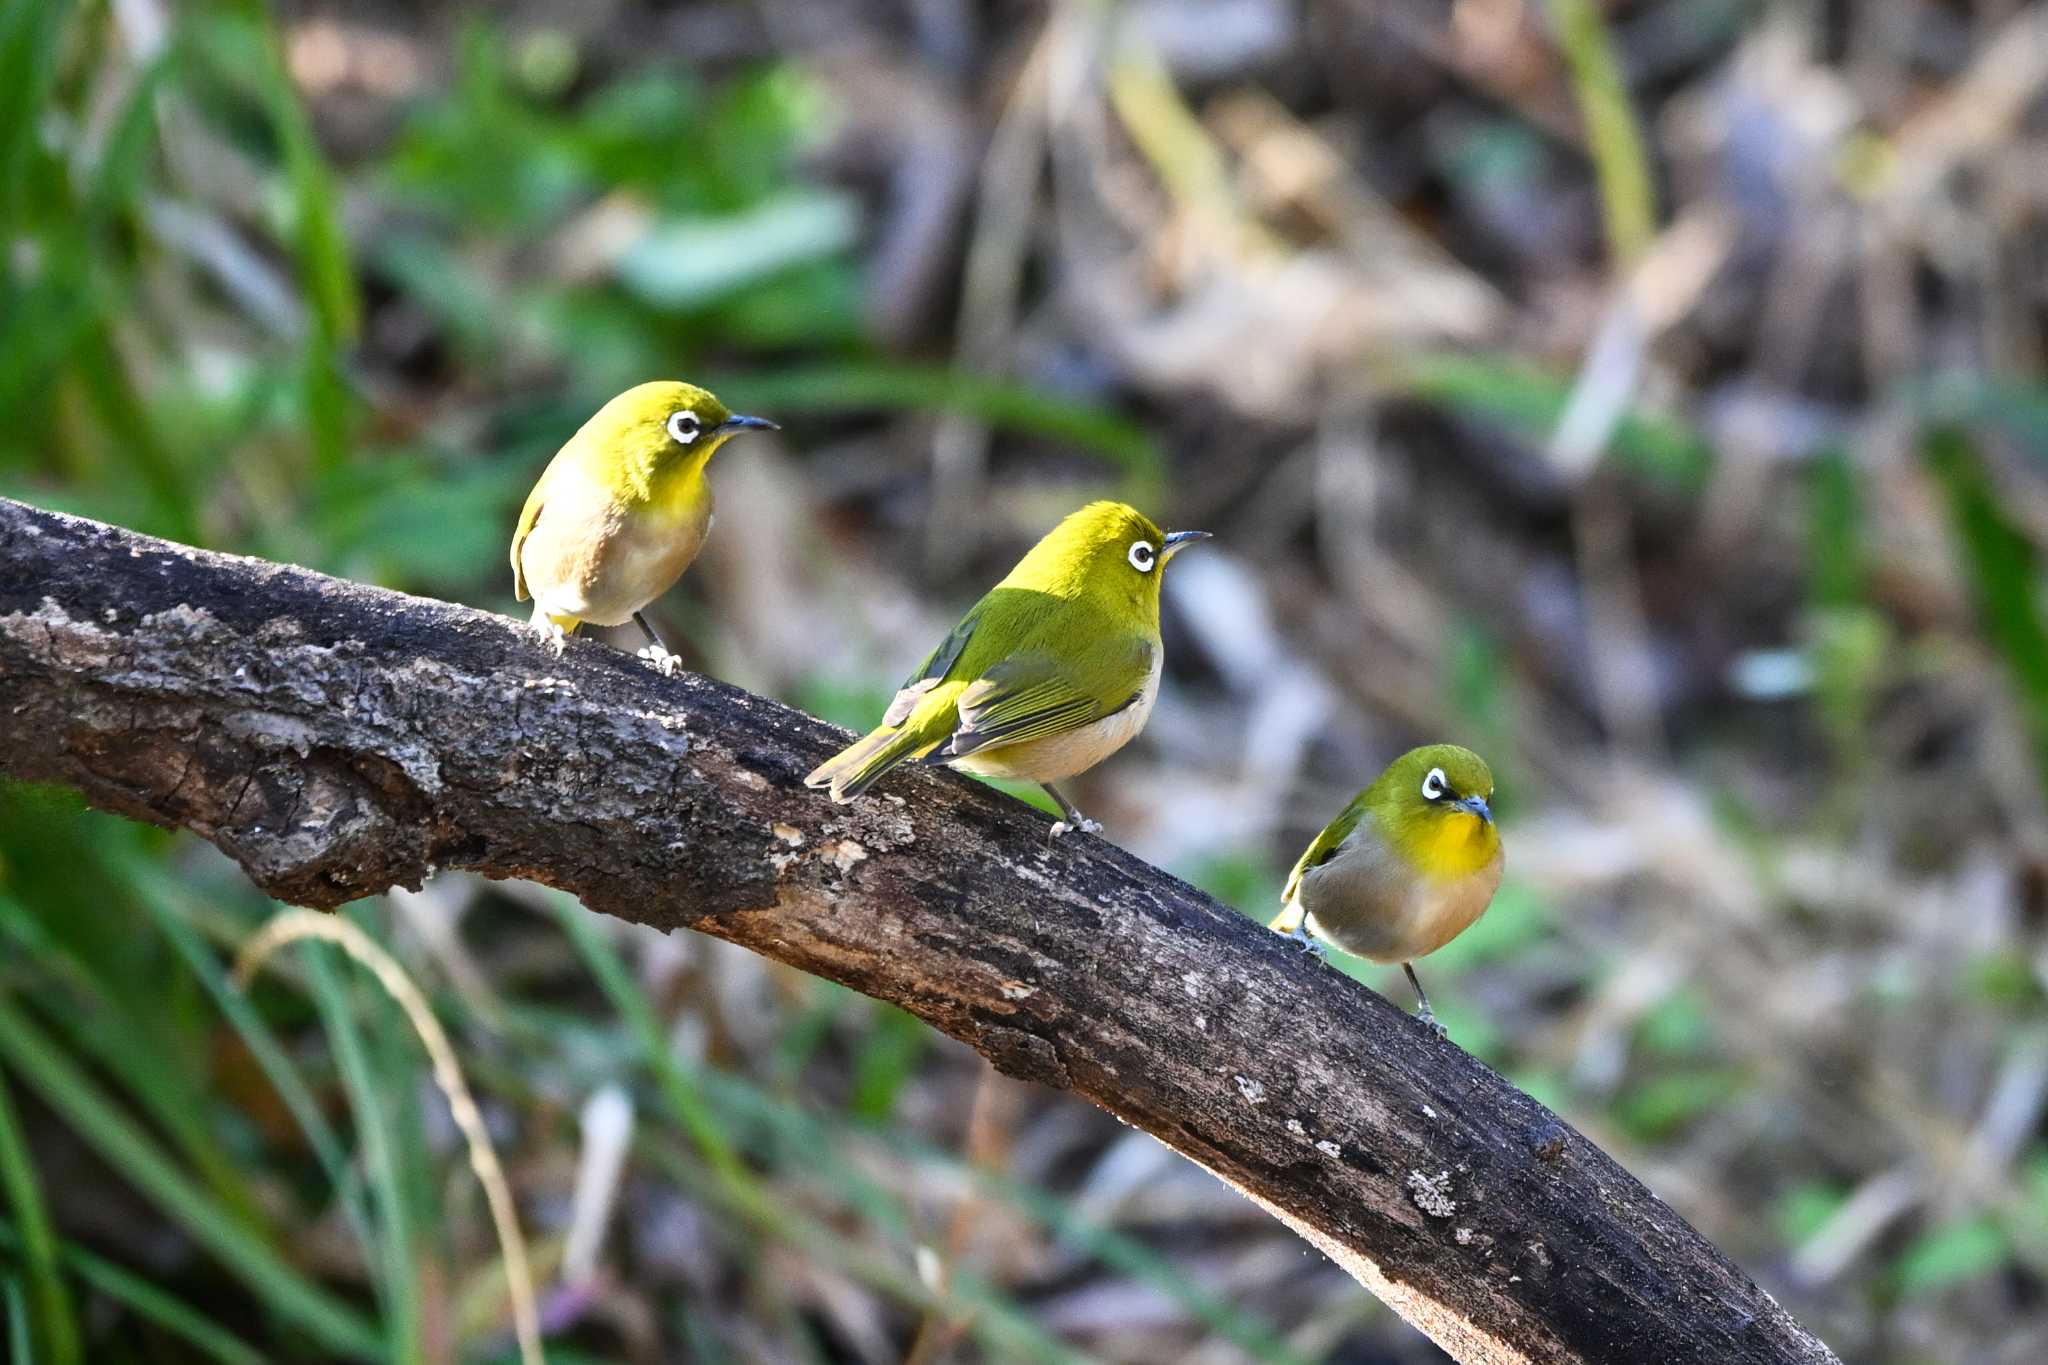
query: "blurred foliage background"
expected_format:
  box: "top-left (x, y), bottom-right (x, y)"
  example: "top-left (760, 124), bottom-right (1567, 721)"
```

top-left (3, 0), bottom-right (2048, 1360)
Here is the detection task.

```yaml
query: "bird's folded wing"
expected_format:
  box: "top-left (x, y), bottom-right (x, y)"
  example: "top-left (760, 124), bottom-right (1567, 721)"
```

top-left (1280, 802), bottom-right (1365, 906)
top-left (882, 613), bottom-right (979, 727)
top-left (941, 642), bottom-right (1150, 759)
top-left (509, 477), bottom-right (550, 602)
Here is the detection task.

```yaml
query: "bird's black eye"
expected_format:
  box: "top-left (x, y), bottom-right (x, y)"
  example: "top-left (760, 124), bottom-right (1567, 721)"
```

top-left (1128, 540), bottom-right (1156, 572)
top-left (667, 410), bottom-right (702, 444)
top-left (1421, 767), bottom-right (1448, 801)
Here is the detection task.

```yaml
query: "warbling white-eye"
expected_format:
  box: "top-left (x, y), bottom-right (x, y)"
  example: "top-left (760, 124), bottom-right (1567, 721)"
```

top-left (1269, 745), bottom-right (1504, 1030)
top-left (510, 381), bottom-right (778, 673)
top-left (806, 501), bottom-right (1210, 835)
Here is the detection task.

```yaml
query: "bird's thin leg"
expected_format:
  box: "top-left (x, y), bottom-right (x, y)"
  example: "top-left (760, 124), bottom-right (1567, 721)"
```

top-left (1041, 782), bottom-right (1102, 838)
top-left (1404, 962), bottom-right (1446, 1036)
top-left (632, 611), bottom-right (681, 677)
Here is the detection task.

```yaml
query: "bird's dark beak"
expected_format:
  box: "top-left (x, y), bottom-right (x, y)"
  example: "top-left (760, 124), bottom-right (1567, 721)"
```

top-left (1161, 529), bottom-right (1212, 559)
top-left (716, 414), bottom-right (780, 435)
top-left (1456, 795), bottom-right (1493, 823)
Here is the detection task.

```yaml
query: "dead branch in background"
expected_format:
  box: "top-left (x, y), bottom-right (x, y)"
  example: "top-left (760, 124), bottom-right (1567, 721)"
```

top-left (0, 496), bottom-right (1839, 1365)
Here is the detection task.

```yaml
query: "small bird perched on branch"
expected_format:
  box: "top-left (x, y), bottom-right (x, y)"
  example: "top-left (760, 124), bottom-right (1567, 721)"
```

top-left (1270, 745), bottom-right (1503, 1031)
top-left (807, 501), bottom-right (1210, 836)
top-left (511, 381), bottom-right (778, 674)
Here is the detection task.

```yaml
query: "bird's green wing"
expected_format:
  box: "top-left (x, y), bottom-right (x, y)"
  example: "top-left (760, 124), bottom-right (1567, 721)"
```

top-left (941, 636), bottom-right (1153, 759)
top-left (1278, 793), bottom-right (1370, 909)
top-left (882, 611), bottom-right (980, 727)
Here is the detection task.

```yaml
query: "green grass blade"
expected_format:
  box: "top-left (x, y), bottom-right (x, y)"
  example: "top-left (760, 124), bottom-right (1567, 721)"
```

top-left (0, 994), bottom-right (382, 1359)
top-left (0, 894), bottom-right (265, 1232)
top-left (130, 868), bottom-right (378, 1257)
top-left (307, 946), bottom-right (425, 1365)
top-left (1925, 426), bottom-right (2048, 784)
top-left (0, 1067), bottom-right (80, 1365)
top-left (0, 1217), bottom-right (268, 1365)
top-left (550, 897), bottom-right (748, 1186)
top-left (1401, 352), bottom-right (1710, 491)
top-left (196, 6), bottom-right (360, 475)
top-left (211, 4), bottom-right (360, 345)
top-left (0, 0), bottom-right (67, 235)
top-left (708, 363), bottom-right (1164, 484)
top-left (4, 1276), bottom-right (34, 1365)
top-left (1806, 447), bottom-right (1865, 610)
top-left (690, 1067), bottom-right (1310, 1364)
top-left (633, 1137), bottom-right (1088, 1365)
top-left (1543, 0), bottom-right (1655, 264)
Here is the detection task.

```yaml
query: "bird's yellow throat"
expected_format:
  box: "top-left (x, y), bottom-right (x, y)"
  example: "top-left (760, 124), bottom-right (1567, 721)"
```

top-left (1399, 810), bottom-right (1501, 882)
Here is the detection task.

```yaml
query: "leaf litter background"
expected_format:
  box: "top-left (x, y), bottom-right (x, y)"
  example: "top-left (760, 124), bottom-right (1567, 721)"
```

top-left (3, 0), bottom-right (2048, 1361)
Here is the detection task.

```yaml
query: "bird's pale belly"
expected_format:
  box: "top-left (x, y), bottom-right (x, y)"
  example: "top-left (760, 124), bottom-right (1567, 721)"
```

top-left (1300, 851), bottom-right (1504, 963)
top-left (524, 494), bottom-right (711, 627)
top-left (951, 657), bottom-right (1161, 784)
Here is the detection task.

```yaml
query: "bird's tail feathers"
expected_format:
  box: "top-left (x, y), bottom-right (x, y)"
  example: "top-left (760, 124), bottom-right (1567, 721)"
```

top-left (1267, 899), bottom-right (1305, 934)
top-left (804, 725), bottom-right (941, 802)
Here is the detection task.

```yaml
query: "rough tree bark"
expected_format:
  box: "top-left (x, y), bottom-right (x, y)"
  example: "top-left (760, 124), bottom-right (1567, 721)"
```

top-left (0, 496), bottom-right (1838, 1365)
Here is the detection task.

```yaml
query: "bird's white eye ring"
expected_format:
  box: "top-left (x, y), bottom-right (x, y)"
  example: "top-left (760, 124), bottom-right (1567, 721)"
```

top-left (667, 410), bottom-right (702, 444)
top-left (1421, 767), bottom-right (1448, 801)
top-left (1128, 540), bottom-right (1156, 572)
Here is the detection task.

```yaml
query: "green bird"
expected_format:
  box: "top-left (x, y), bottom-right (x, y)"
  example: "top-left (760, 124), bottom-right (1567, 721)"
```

top-left (1269, 745), bottom-right (1503, 1030)
top-left (806, 501), bottom-right (1210, 835)
top-left (511, 381), bottom-right (778, 673)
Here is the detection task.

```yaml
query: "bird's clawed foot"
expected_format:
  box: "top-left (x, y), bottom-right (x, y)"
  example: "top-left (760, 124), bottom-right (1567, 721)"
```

top-left (1413, 1006), bottom-right (1448, 1038)
top-left (1279, 922), bottom-right (1328, 960)
top-left (532, 619), bottom-right (569, 656)
top-left (636, 642), bottom-right (683, 677)
top-left (1041, 784), bottom-right (1103, 843)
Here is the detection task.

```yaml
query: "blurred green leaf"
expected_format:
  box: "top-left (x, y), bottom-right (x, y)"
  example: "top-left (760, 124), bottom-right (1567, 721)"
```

top-left (1894, 1214), bottom-right (2007, 1297)
top-left (1615, 1068), bottom-right (1745, 1141)
top-left (1806, 448), bottom-right (1865, 611)
top-left (307, 452), bottom-right (528, 590)
top-left (1636, 989), bottom-right (1716, 1057)
top-left (1773, 1180), bottom-right (1849, 1247)
top-left (620, 192), bottom-right (860, 309)
top-left (717, 363), bottom-right (1164, 481)
top-left (1926, 426), bottom-right (2048, 784)
top-left (847, 1003), bottom-right (929, 1122)
top-left (1403, 353), bottom-right (1710, 492)
top-left (1962, 950), bottom-right (2042, 1009)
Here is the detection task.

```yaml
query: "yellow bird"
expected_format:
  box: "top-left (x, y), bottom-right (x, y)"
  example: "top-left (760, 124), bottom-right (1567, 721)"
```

top-left (805, 501), bottom-right (1209, 835)
top-left (510, 381), bottom-right (777, 672)
top-left (1270, 745), bottom-right (1504, 1030)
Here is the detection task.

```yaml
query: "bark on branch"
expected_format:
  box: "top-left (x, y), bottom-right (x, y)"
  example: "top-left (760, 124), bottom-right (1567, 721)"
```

top-left (0, 496), bottom-right (1837, 1365)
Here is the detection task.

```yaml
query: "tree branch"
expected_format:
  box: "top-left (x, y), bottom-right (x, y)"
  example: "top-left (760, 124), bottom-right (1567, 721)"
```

top-left (0, 496), bottom-right (1837, 1365)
